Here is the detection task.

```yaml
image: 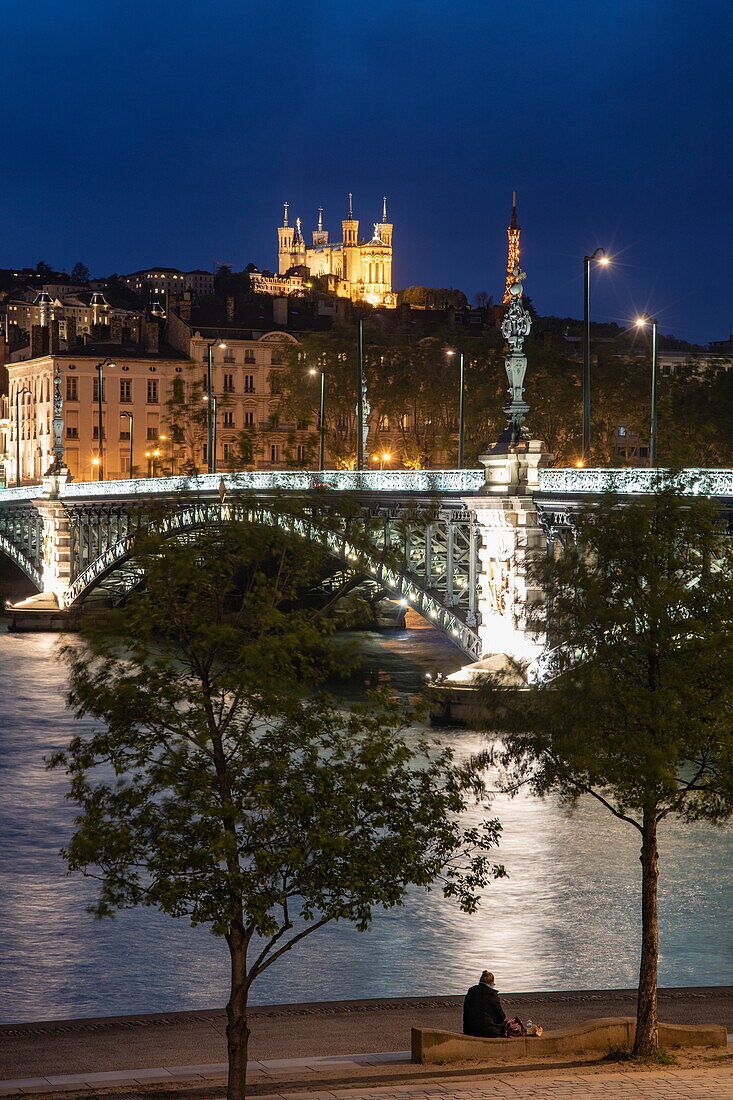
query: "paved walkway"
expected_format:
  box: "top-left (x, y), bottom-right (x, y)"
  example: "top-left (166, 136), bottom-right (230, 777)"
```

top-left (0, 1051), bottom-right (410, 1093)
top-left (2, 1061), bottom-right (733, 1099)
top-left (3, 988), bottom-right (732, 1080)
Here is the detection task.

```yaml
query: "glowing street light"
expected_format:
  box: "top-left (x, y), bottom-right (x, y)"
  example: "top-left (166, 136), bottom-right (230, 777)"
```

top-left (583, 249), bottom-right (611, 461)
top-left (445, 348), bottom-right (466, 467)
top-left (370, 451), bottom-right (392, 470)
top-left (203, 393), bottom-right (218, 473)
top-left (635, 314), bottom-right (659, 467)
top-left (95, 357), bottom-right (116, 480)
top-left (144, 447), bottom-right (162, 477)
top-left (308, 366), bottom-right (326, 469)
top-left (205, 339), bottom-right (226, 474)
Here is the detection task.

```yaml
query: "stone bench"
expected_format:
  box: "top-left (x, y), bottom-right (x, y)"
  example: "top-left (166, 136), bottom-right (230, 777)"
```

top-left (411, 1016), bottom-right (728, 1063)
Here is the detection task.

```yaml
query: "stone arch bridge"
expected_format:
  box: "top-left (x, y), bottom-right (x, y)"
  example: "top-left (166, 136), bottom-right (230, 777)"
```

top-left (2, 455), bottom-right (732, 673)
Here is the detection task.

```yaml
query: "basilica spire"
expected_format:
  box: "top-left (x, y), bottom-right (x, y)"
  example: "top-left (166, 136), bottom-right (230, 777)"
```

top-left (382, 195), bottom-right (388, 222)
top-left (282, 201), bottom-right (289, 228)
top-left (317, 206), bottom-right (323, 231)
top-left (347, 192), bottom-right (353, 219)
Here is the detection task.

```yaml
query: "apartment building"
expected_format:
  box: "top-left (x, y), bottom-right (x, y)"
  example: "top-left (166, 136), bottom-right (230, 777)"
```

top-left (6, 345), bottom-right (189, 484)
top-left (120, 268), bottom-right (214, 301)
top-left (167, 308), bottom-right (314, 470)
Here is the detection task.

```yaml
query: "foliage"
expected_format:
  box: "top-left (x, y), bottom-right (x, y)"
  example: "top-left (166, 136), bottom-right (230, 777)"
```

top-left (50, 519), bottom-right (504, 1098)
top-left (278, 323), bottom-right (505, 468)
top-left (398, 286), bottom-right (468, 310)
top-left (476, 488), bottom-right (733, 1056)
top-left (70, 262), bottom-right (90, 283)
top-left (164, 368), bottom-right (208, 474)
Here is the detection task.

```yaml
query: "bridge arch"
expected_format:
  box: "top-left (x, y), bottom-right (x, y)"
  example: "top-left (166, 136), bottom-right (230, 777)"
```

top-left (0, 536), bottom-right (43, 591)
top-left (63, 501), bottom-right (482, 659)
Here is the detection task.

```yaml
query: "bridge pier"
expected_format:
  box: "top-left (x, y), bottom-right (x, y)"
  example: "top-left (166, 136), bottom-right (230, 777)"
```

top-left (450, 440), bottom-right (551, 687)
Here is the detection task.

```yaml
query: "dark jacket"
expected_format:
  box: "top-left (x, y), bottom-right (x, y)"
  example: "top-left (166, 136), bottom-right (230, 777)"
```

top-left (463, 981), bottom-right (507, 1037)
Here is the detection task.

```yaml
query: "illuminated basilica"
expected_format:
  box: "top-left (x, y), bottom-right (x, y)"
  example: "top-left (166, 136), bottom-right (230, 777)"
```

top-left (275, 195), bottom-right (395, 307)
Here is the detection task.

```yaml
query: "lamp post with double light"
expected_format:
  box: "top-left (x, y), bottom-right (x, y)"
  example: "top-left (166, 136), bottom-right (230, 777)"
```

top-left (370, 451), bottom-right (392, 471)
top-left (15, 386), bottom-right (30, 487)
top-left (635, 314), bottom-right (659, 467)
top-left (144, 446), bottom-right (161, 478)
top-left (308, 366), bottom-right (326, 469)
top-left (445, 348), bottom-right (466, 467)
top-left (583, 249), bottom-right (611, 461)
top-left (206, 339), bottom-right (226, 474)
top-left (95, 357), bottom-right (116, 480)
top-left (120, 411), bottom-right (134, 477)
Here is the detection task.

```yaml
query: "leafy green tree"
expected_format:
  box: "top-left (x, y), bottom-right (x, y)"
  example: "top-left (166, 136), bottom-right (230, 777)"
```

top-left (397, 286), bottom-right (468, 310)
top-left (70, 262), bottom-right (90, 283)
top-left (478, 488), bottom-right (733, 1056)
top-left (51, 520), bottom-right (503, 1099)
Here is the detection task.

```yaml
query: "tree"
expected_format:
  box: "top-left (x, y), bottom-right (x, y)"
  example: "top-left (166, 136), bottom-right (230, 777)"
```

top-left (478, 487), bottom-right (733, 1056)
top-left (71, 262), bottom-right (90, 283)
top-left (164, 369), bottom-right (208, 474)
top-left (51, 518), bottom-right (503, 1099)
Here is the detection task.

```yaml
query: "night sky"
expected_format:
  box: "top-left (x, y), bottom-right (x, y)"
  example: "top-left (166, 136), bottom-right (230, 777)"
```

top-left (4, 1), bottom-right (731, 343)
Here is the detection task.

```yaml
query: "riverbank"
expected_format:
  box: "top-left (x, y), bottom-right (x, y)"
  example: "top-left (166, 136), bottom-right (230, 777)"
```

top-left (2, 987), bottom-right (732, 1081)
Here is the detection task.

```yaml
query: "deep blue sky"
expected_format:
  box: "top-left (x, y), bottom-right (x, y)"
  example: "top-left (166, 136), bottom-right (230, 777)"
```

top-left (3, 0), bottom-right (731, 343)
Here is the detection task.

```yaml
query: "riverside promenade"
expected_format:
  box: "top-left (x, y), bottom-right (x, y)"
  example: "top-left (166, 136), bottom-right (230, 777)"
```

top-left (1, 988), bottom-right (732, 1096)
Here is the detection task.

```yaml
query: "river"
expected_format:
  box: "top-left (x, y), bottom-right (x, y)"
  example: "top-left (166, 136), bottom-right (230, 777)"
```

top-left (0, 617), bottom-right (731, 1023)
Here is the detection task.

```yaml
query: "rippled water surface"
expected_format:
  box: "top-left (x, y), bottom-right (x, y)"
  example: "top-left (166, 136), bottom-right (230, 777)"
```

top-left (0, 619), bottom-right (731, 1023)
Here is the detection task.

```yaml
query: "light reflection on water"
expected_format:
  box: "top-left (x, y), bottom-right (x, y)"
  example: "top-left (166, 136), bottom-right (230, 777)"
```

top-left (0, 622), bottom-right (731, 1024)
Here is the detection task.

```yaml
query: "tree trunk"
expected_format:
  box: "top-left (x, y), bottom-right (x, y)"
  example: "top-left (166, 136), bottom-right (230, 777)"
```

top-left (633, 810), bottom-right (659, 1056)
top-left (226, 927), bottom-right (250, 1100)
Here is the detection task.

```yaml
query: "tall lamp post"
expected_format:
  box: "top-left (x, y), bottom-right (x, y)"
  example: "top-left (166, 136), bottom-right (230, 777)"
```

top-left (120, 411), bottom-right (134, 477)
top-left (635, 314), bottom-right (659, 467)
top-left (446, 348), bottom-right (466, 467)
top-left (206, 339), bottom-right (226, 474)
top-left (308, 366), bottom-right (326, 469)
top-left (582, 249), bottom-right (611, 461)
top-left (15, 386), bottom-right (30, 487)
top-left (204, 394), bottom-right (218, 474)
top-left (95, 357), bottom-right (116, 481)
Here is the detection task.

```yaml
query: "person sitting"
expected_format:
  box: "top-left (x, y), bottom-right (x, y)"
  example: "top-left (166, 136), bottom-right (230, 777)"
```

top-left (463, 970), bottom-right (507, 1038)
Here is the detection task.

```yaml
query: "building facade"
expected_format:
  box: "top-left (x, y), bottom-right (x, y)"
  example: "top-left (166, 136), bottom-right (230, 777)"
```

top-left (167, 310), bottom-right (313, 471)
top-left (274, 197), bottom-right (395, 307)
top-left (120, 268), bottom-right (215, 301)
top-left (6, 348), bottom-right (189, 484)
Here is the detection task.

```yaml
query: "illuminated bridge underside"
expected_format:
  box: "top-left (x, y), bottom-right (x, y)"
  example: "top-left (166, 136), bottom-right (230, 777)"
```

top-left (64, 498), bottom-right (483, 659)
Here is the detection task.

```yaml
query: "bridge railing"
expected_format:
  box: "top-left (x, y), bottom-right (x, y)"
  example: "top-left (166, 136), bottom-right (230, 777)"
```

top-left (0, 468), bottom-right (486, 503)
top-left (538, 468), bottom-right (733, 496)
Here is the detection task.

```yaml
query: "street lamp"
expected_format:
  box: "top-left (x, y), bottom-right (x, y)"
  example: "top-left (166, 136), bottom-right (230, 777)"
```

top-left (370, 451), bottom-right (392, 471)
top-left (144, 447), bottom-right (161, 477)
top-left (15, 386), bottom-right (30, 487)
top-left (203, 394), bottom-right (218, 474)
top-left (582, 249), bottom-right (611, 461)
top-left (206, 339), bottom-right (226, 474)
top-left (635, 314), bottom-right (659, 467)
top-left (120, 411), bottom-right (134, 477)
top-left (445, 348), bottom-right (466, 467)
top-left (308, 366), bottom-right (326, 469)
top-left (95, 357), bottom-right (116, 480)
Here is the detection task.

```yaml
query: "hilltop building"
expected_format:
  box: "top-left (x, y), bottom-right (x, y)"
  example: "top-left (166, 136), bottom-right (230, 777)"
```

top-left (250, 197), bottom-right (396, 307)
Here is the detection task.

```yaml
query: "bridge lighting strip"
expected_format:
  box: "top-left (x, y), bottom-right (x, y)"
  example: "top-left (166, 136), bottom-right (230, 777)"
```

top-left (538, 468), bottom-right (733, 496)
